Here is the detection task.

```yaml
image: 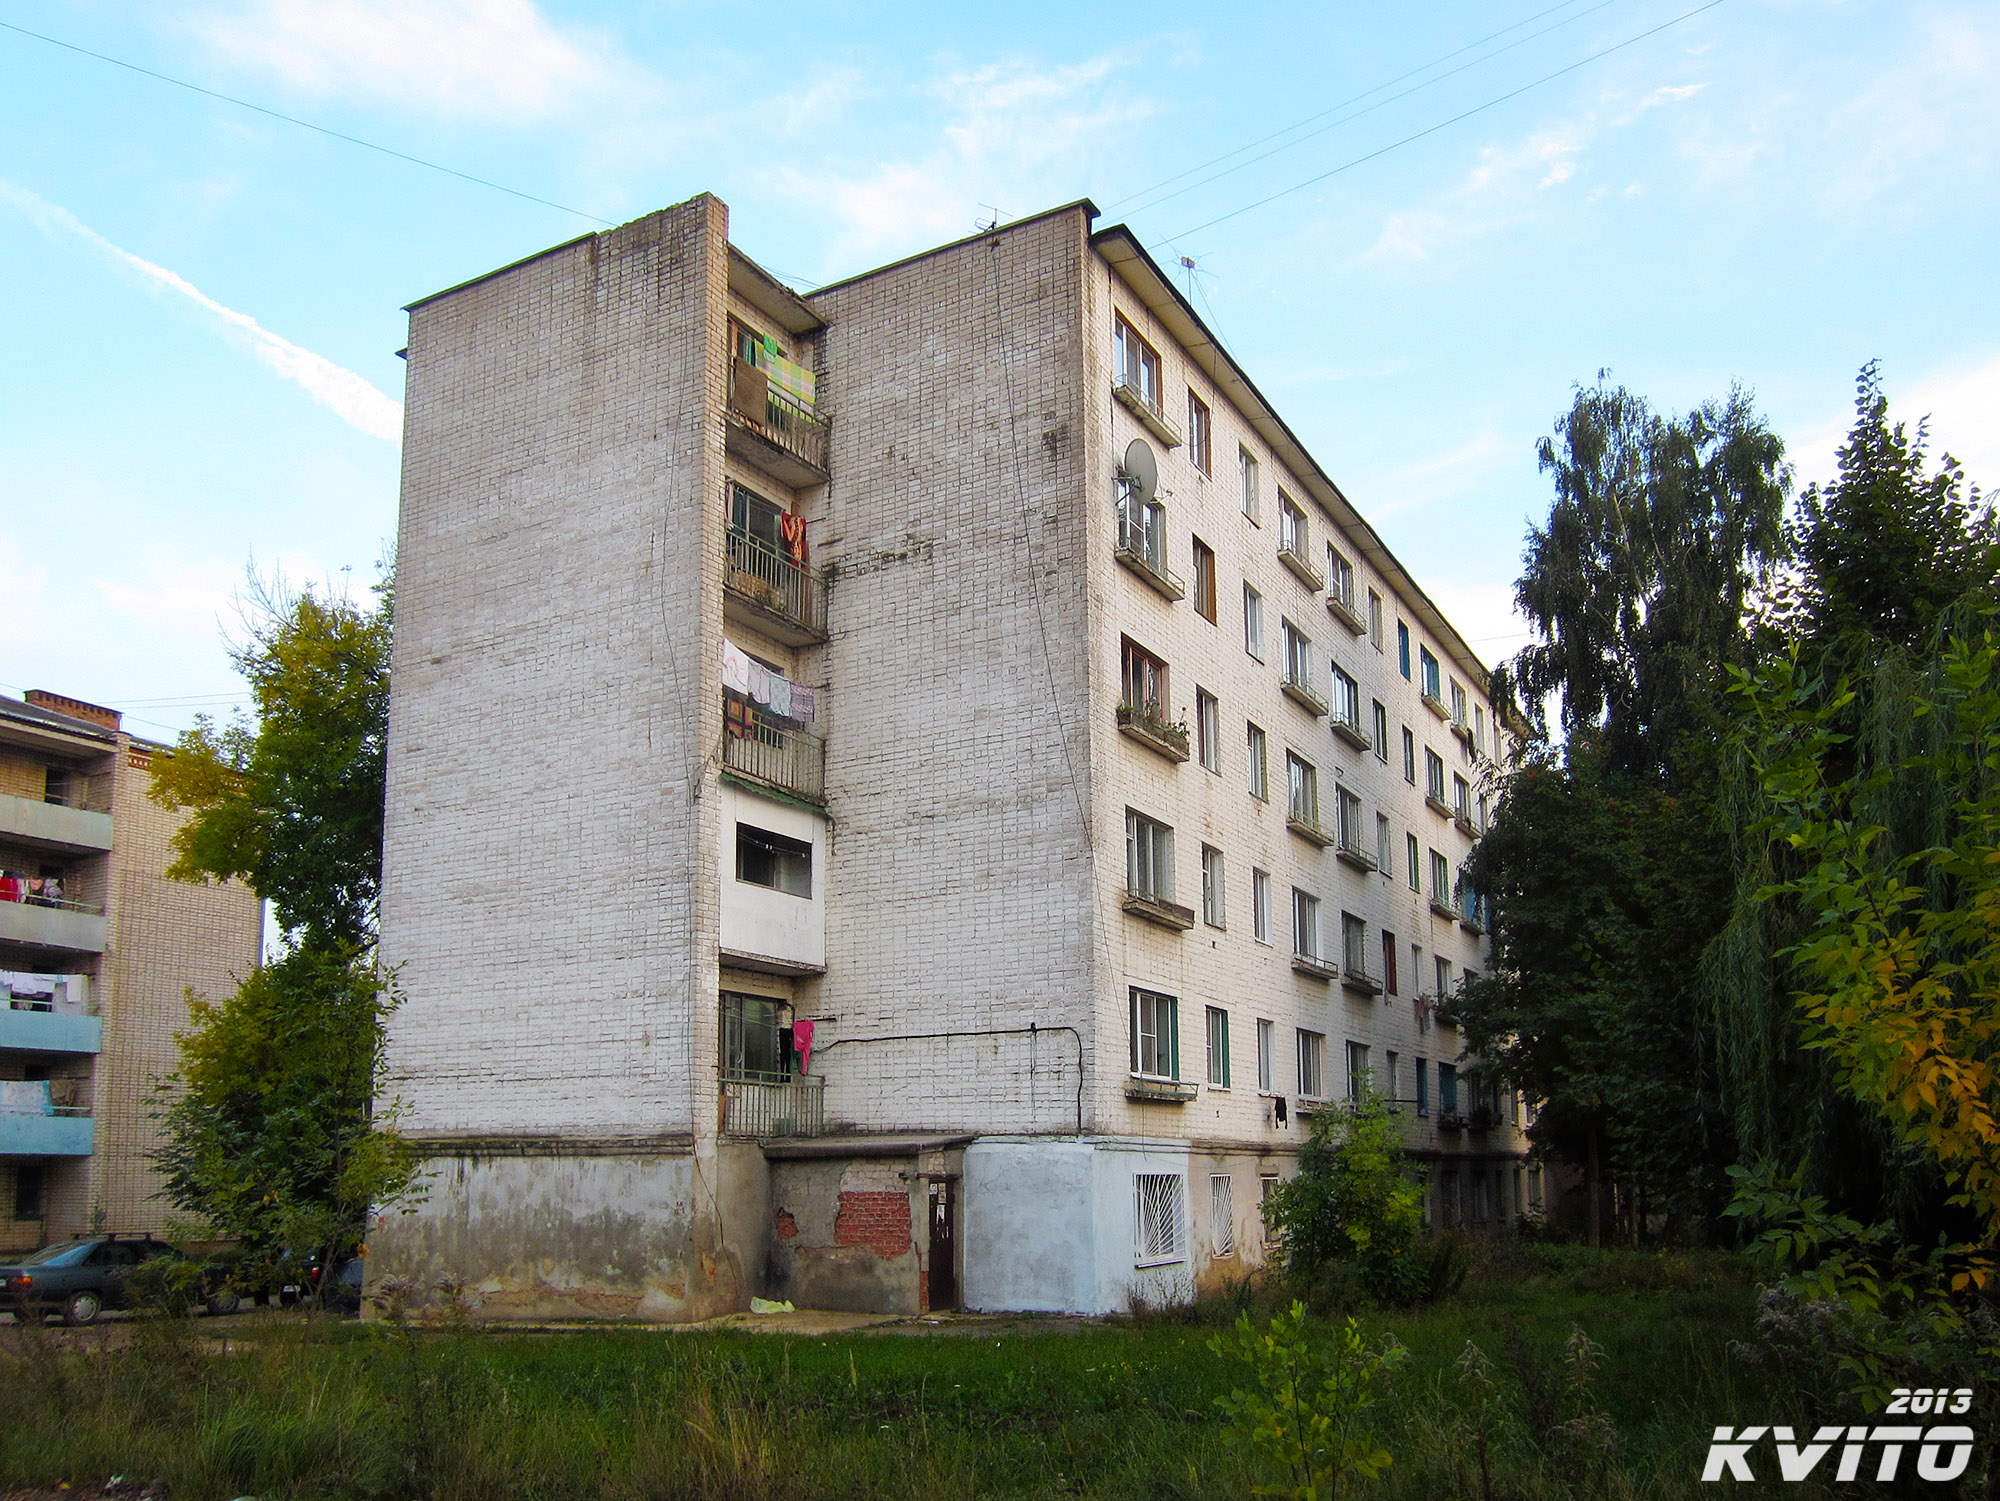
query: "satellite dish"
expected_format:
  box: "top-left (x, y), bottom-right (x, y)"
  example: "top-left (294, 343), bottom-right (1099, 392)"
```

top-left (1123, 439), bottom-right (1159, 505)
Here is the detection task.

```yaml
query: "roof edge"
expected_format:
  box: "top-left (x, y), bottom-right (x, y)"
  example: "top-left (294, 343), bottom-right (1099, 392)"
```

top-left (807, 198), bottom-right (1101, 300)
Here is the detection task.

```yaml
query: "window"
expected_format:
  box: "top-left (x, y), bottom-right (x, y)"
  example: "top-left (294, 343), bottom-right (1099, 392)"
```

top-left (1281, 619), bottom-right (1314, 697)
top-left (1406, 833), bottom-right (1421, 891)
top-left (1376, 812), bottom-right (1391, 873)
top-left (1450, 678), bottom-right (1468, 727)
top-left (1373, 701), bottom-right (1389, 762)
top-left (1243, 583), bottom-right (1265, 660)
top-left (1336, 784), bottom-right (1364, 851)
top-left (1210, 1174), bottom-right (1235, 1254)
top-left (1453, 773), bottom-right (1471, 818)
top-left (1426, 749), bottom-right (1447, 803)
top-left (1420, 646), bottom-right (1442, 702)
top-left (1252, 869), bottom-right (1273, 943)
top-left (1247, 722), bottom-right (1269, 800)
top-left (1397, 620), bottom-right (1412, 679)
top-left (1401, 727), bottom-right (1416, 784)
top-left (1113, 313), bottom-right (1162, 410)
top-left (1197, 689), bottom-right (1221, 772)
top-left (1192, 537), bottom-right (1217, 622)
top-left (1130, 988), bottom-right (1180, 1080)
top-left (1326, 545), bottom-right (1355, 609)
top-left (1292, 887), bottom-right (1321, 960)
top-left (1345, 1040), bottom-right (1371, 1101)
top-left (1188, 391), bottom-right (1212, 475)
top-left (1206, 1006), bottom-right (1231, 1087)
top-left (1478, 792), bottom-right (1490, 832)
top-left (1474, 703), bottom-right (1486, 746)
top-left (1368, 590), bottom-right (1383, 651)
top-left (1382, 930), bottom-right (1399, 995)
top-left (1415, 1057), bottom-right (1430, 1116)
top-left (1135, 1172), bottom-right (1184, 1262)
top-left (1126, 809), bottom-right (1175, 903)
top-left (1411, 942), bottom-right (1425, 998)
top-left (722, 992), bottom-right (790, 1083)
top-left (1330, 664), bottom-right (1361, 731)
top-left (13, 1163), bottom-right (43, 1221)
top-left (1286, 752), bottom-right (1319, 827)
top-left (1278, 491), bottom-right (1308, 558)
top-left (1435, 955), bottom-right (1453, 998)
top-left (1296, 1029), bottom-right (1325, 1100)
top-left (1239, 445), bottom-right (1260, 521)
top-left (1384, 1050), bottom-right (1399, 1103)
top-left (729, 481), bottom-right (788, 556)
top-left (736, 824), bottom-right (813, 897)
top-left (1341, 911), bottom-right (1368, 976)
top-left (1117, 486), bottom-right (1168, 574)
top-left (1120, 636), bottom-right (1169, 722)
top-left (1201, 845), bottom-right (1226, 928)
top-left (1440, 1062), bottom-right (1460, 1115)
top-left (1430, 851), bottom-right (1450, 906)
top-left (1257, 1019), bottom-right (1275, 1092)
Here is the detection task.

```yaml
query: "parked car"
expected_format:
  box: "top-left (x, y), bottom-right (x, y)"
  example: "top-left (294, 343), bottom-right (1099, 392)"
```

top-left (0, 1234), bottom-right (207, 1325)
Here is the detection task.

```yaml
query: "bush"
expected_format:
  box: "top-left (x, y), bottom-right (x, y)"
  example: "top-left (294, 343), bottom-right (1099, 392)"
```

top-left (1263, 1096), bottom-right (1429, 1306)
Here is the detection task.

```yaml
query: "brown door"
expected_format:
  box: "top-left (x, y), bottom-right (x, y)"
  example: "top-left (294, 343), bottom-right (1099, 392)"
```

top-left (926, 1178), bottom-right (958, 1311)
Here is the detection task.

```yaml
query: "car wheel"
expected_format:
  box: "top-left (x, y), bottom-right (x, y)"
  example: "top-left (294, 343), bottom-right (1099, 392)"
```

top-left (64, 1290), bottom-right (102, 1327)
top-left (206, 1287), bottom-right (242, 1316)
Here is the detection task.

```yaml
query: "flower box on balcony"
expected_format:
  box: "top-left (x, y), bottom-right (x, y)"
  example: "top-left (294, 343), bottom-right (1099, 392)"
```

top-left (1117, 704), bottom-right (1191, 762)
top-left (1122, 891), bottom-right (1197, 931)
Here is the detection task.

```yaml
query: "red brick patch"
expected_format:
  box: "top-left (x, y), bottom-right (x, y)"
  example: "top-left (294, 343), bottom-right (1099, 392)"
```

top-left (775, 1209), bottom-right (799, 1240)
top-left (833, 1190), bottom-right (911, 1259)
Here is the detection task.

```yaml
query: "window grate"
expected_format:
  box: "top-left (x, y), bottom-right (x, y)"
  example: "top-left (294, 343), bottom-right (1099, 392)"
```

top-left (1210, 1174), bottom-right (1235, 1256)
top-left (1135, 1173), bottom-right (1185, 1263)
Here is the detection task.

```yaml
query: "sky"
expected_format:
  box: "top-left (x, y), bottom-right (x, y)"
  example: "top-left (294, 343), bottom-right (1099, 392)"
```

top-left (2, 0), bottom-right (1995, 743)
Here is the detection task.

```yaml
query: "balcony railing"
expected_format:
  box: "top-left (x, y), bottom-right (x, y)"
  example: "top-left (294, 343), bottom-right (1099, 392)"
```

top-left (721, 1076), bottom-right (826, 1138)
top-left (1281, 668), bottom-right (1328, 718)
top-left (1114, 514), bottom-right (1185, 601)
top-left (1278, 540), bottom-right (1324, 592)
top-left (1327, 591), bottom-right (1367, 636)
top-left (727, 359), bottom-right (829, 478)
top-left (724, 527), bottom-right (827, 642)
top-left (1330, 712), bottom-right (1371, 752)
top-left (721, 701), bottom-right (826, 804)
top-left (1335, 832), bottom-right (1376, 872)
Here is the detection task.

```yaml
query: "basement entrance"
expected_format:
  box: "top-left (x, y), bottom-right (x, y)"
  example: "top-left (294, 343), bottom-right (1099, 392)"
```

top-left (926, 1177), bottom-right (958, 1311)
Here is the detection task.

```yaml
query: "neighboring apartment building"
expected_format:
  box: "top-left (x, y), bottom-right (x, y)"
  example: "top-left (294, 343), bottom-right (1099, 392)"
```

top-left (377, 193), bottom-right (1533, 1320)
top-left (0, 691), bottom-right (263, 1250)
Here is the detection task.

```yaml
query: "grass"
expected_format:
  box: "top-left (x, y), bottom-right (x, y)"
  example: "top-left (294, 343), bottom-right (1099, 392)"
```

top-left (0, 1244), bottom-right (1854, 1500)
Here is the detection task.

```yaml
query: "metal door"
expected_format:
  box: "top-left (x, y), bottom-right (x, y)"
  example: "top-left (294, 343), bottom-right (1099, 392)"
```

top-left (926, 1177), bottom-right (958, 1311)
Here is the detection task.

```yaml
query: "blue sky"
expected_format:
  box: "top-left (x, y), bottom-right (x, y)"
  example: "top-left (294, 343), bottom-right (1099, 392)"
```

top-left (3, 0), bottom-right (1995, 741)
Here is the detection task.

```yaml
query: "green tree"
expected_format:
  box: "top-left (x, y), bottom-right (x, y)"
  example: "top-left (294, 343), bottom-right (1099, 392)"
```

top-left (1262, 1096), bottom-right (1427, 1305)
top-left (150, 577), bottom-right (390, 946)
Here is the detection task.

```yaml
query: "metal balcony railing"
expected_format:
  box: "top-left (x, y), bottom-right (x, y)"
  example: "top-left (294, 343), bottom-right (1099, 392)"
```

top-left (724, 527), bottom-right (827, 639)
top-left (721, 1076), bottom-right (826, 1138)
top-left (721, 701), bottom-right (826, 804)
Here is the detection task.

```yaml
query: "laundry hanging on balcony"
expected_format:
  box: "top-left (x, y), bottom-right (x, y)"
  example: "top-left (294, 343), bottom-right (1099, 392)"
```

top-left (747, 335), bottom-right (817, 413)
top-left (721, 641), bottom-right (816, 726)
top-left (779, 512), bottom-right (809, 564)
top-left (0, 1079), bottom-right (51, 1115)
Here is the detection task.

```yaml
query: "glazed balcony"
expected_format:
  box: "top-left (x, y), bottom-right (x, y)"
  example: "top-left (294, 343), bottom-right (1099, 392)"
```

top-left (726, 360), bottom-right (829, 486)
top-left (721, 702), bottom-right (826, 806)
top-left (724, 527), bottom-right (828, 645)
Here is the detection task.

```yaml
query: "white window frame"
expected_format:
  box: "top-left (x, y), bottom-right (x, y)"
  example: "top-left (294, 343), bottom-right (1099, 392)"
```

top-left (1281, 619), bottom-right (1314, 696)
top-left (1257, 1018), bottom-right (1274, 1092)
top-left (1401, 726), bottom-right (1416, 784)
top-left (1326, 546), bottom-right (1356, 610)
top-left (1197, 688), bottom-right (1221, 773)
top-left (1278, 491), bottom-right (1307, 556)
top-left (1243, 583), bottom-right (1265, 661)
top-left (1210, 1173), bottom-right (1236, 1255)
top-left (1125, 809), bottom-right (1175, 903)
top-left (1336, 784), bottom-right (1364, 850)
top-left (1376, 812), bottom-right (1391, 873)
top-left (1373, 700), bottom-right (1389, 762)
top-left (1135, 1171), bottom-right (1185, 1265)
top-left (1296, 1028), bottom-right (1325, 1101)
top-left (1286, 751), bottom-right (1319, 826)
top-left (1341, 910), bottom-right (1368, 976)
top-left (1346, 1039), bottom-right (1371, 1101)
top-left (1206, 1004), bottom-right (1230, 1088)
top-left (1131, 987), bottom-right (1179, 1080)
top-left (1114, 313), bottom-right (1162, 411)
top-left (1252, 868), bottom-right (1272, 944)
top-left (1200, 844), bottom-right (1226, 929)
top-left (1292, 886), bottom-right (1321, 961)
top-left (1188, 390), bottom-right (1212, 476)
top-left (1239, 445), bottom-right (1260, 522)
top-left (1247, 721), bottom-right (1269, 800)
top-left (1331, 664), bottom-right (1361, 731)
top-left (1368, 590), bottom-right (1383, 651)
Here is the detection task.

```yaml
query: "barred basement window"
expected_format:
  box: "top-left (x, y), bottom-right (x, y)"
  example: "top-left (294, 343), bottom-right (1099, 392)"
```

top-left (1210, 1174), bottom-right (1236, 1255)
top-left (1135, 1172), bottom-right (1185, 1264)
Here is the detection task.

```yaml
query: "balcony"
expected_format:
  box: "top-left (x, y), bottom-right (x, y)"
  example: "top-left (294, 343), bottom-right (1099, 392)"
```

top-left (1327, 592), bottom-right (1367, 637)
top-left (1116, 703), bottom-right (1191, 763)
top-left (0, 1109), bottom-right (92, 1156)
top-left (1436, 1111), bottom-right (1469, 1133)
top-left (724, 528), bottom-right (827, 645)
top-left (1286, 810), bottom-right (1333, 848)
top-left (1430, 894), bottom-right (1457, 921)
top-left (0, 793), bottom-right (111, 856)
top-left (1341, 967), bottom-right (1384, 999)
top-left (726, 359), bottom-right (829, 486)
top-left (0, 898), bottom-right (106, 954)
top-left (1111, 376), bottom-right (1183, 448)
top-left (1291, 950), bottom-right (1340, 981)
top-left (1330, 714), bottom-right (1372, 753)
top-left (1114, 523), bottom-right (1185, 602)
top-left (1425, 792), bottom-right (1452, 819)
top-left (721, 1076), bottom-right (826, 1138)
top-left (1458, 898), bottom-right (1488, 936)
top-left (1125, 1075), bottom-right (1197, 1104)
top-left (1122, 890), bottom-right (1196, 931)
top-left (1421, 690), bottom-right (1450, 721)
top-left (0, 1007), bottom-right (101, 1055)
top-left (721, 702), bottom-right (826, 806)
top-left (1450, 716), bottom-right (1476, 748)
top-left (1281, 672), bottom-right (1328, 719)
top-left (1334, 835), bottom-right (1376, 874)
top-left (1454, 811), bottom-right (1478, 839)
top-left (1277, 541), bottom-right (1323, 592)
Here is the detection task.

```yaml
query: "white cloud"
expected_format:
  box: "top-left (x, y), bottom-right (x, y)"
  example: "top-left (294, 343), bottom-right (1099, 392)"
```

top-left (0, 183), bottom-right (403, 442)
top-left (188, 0), bottom-right (616, 121)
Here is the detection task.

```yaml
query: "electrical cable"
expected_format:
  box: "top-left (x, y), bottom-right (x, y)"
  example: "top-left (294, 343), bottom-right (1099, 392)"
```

top-left (1159, 0), bottom-right (1725, 247)
top-left (1115, 0), bottom-right (1625, 219)
top-left (1106, 0), bottom-right (1607, 211)
top-left (0, 19), bottom-right (613, 226)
